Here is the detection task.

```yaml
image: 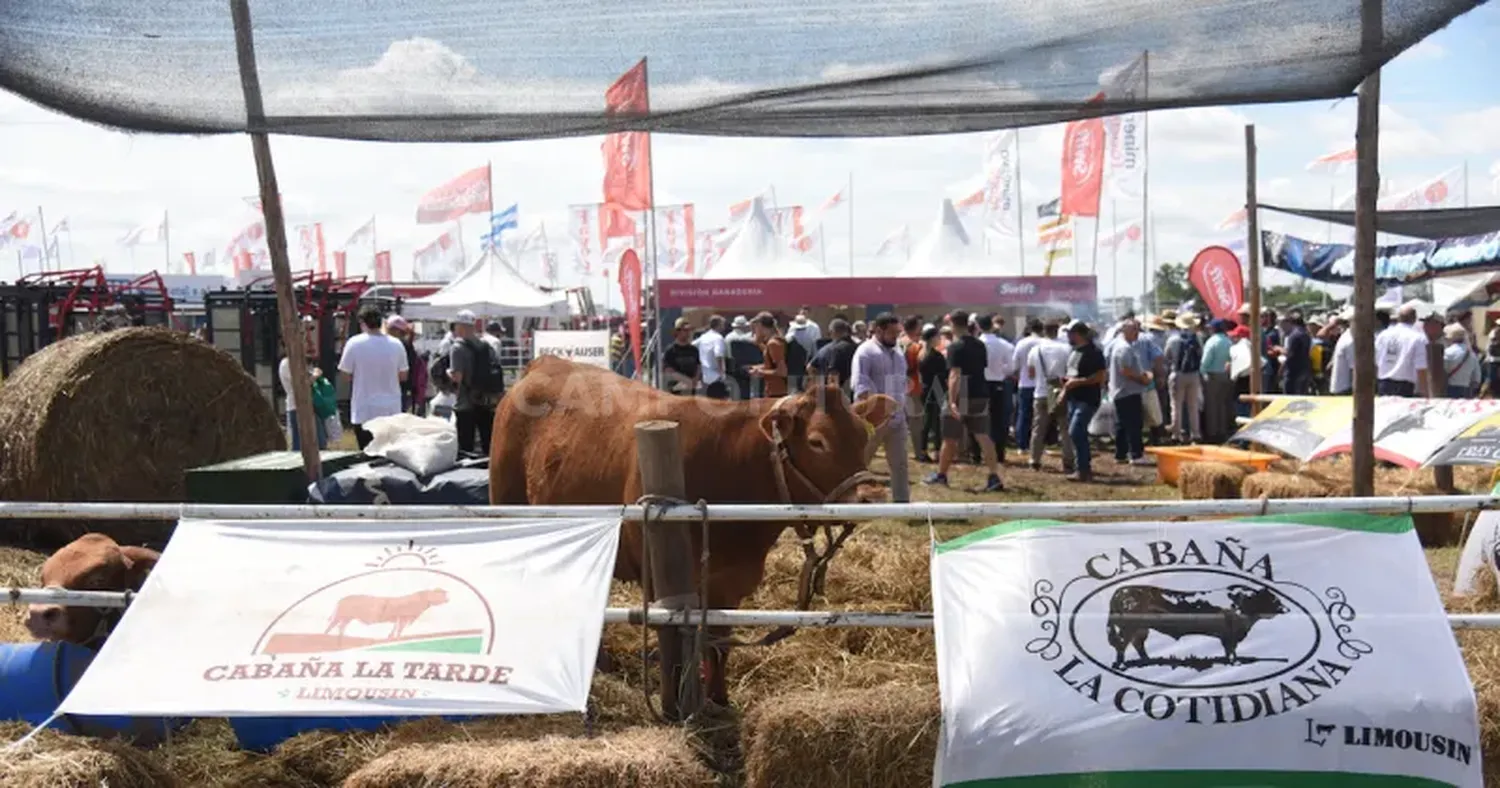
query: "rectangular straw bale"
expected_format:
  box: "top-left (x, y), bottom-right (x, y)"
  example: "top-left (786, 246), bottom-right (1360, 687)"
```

top-left (1240, 471), bottom-right (1329, 500)
top-left (343, 726), bottom-right (715, 788)
top-left (741, 684), bottom-right (939, 788)
top-left (1178, 461), bottom-right (1247, 500)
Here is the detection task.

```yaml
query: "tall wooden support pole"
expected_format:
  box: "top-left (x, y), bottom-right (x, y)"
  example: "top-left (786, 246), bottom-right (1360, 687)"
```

top-left (1244, 125), bottom-right (1262, 415)
top-left (231, 0), bottom-right (322, 483)
top-left (1426, 340), bottom-right (1456, 492)
top-left (633, 420), bottom-right (702, 721)
top-left (1351, 0), bottom-right (1383, 498)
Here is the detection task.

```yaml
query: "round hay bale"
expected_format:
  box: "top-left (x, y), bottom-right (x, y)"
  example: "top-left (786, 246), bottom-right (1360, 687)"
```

top-left (741, 684), bottom-right (939, 788)
top-left (0, 723), bottom-right (180, 788)
top-left (1178, 461), bottom-right (1247, 500)
top-left (0, 328), bottom-right (283, 548)
top-left (343, 727), bottom-right (716, 788)
top-left (1240, 472), bottom-right (1329, 500)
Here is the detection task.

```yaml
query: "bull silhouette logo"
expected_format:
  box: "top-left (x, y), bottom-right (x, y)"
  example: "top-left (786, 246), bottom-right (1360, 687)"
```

top-left (1025, 536), bottom-right (1373, 724)
top-left (1105, 583), bottom-right (1288, 669)
top-left (252, 543), bottom-right (496, 657)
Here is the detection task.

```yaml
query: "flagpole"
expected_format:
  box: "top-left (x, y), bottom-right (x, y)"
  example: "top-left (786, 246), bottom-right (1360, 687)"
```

top-left (1464, 159), bottom-right (1470, 208)
top-left (1140, 50), bottom-right (1151, 304)
top-left (642, 57), bottom-right (664, 390)
top-left (162, 211), bottom-right (171, 274)
top-left (847, 171), bottom-right (854, 277)
top-left (1014, 132), bottom-right (1027, 276)
top-left (36, 206), bottom-right (51, 272)
top-left (370, 216), bottom-right (378, 279)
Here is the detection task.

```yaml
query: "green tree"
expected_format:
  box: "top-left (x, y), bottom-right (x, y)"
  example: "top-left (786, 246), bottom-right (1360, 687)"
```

top-left (1147, 263), bottom-right (1194, 312)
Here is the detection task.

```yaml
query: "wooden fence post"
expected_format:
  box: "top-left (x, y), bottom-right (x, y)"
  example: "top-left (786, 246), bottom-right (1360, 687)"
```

top-left (1427, 340), bottom-right (1456, 492)
top-left (633, 420), bottom-right (702, 721)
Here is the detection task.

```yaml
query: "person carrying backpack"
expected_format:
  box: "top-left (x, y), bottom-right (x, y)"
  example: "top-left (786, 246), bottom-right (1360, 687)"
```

top-left (448, 310), bottom-right (506, 455)
top-left (1164, 313), bottom-right (1204, 445)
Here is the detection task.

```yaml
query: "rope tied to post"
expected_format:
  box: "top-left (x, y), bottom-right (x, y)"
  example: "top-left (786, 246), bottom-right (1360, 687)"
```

top-left (632, 493), bottom-right (711, 724)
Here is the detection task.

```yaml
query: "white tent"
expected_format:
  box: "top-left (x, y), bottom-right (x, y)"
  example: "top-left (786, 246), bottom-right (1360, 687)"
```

top-left (690, 198), bottom-right (824, 280)
top-left (404, 249), bottom-right (569, 320)
top-left (897, 198), bottom-right (995, 277)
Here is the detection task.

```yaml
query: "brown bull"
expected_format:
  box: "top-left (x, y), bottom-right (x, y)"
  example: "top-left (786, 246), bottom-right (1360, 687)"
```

top-left (26, 533), bottom-right (159, 648)
top-left (489, 356), bottom-right (896, 707)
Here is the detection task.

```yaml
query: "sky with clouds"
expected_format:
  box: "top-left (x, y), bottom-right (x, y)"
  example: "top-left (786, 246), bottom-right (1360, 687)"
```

top-left (0, 2), bottom-right (1497, 308)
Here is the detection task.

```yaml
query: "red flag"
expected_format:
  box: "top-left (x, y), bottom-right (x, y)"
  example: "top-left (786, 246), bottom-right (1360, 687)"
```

top-left (683, 204), bottom-right (697, 276)
top-left (333, 250), bottom-right (347, 280)
top-left (315, 224), bottom-right (328, 276)
top-left (600, 203), bottom-right (637, 240)
top-left (183, 252), bottom-right (196, 276)
top-left (234, 250), bottom-right (252, 274)
top-left (374, 251), bottom-right (393, 283)
top-left (1059, 117), bottom-right (1106, 218)
top-left (1188, 246), bottom-right (1245, 320)
top-left (416, 165), bottom-right (492, 224)
top-left (602, 60), bottom-right (652, 213)
top-left (617, 249), bottom-right (643, 375)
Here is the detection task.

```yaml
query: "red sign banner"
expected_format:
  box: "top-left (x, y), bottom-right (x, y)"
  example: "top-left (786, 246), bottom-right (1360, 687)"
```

top-left (416, 165), bottom-right (492, 224)
top-left (617, 249), bottom-right (643, 375)
top-left (1188, 246), bottom-right (1246, 320)
top-left (602, 60), bottom-right (652, 214)
top-left (373, 250), bottom-right (393, 283)
top-left (333, 250), bottom-right (347, 280)
top-left (1059, 117), bottom-right (1106, 218)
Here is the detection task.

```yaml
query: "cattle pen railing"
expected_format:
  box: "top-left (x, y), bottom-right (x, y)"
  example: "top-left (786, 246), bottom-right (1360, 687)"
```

top-left (5, 495), bottom-right (1500, 631)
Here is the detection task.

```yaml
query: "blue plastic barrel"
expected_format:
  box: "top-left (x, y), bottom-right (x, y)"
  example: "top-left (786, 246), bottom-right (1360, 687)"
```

top-left (230, 714), bottom-right (478, 752)
top-left (0, 641), bottom-right (185, 744)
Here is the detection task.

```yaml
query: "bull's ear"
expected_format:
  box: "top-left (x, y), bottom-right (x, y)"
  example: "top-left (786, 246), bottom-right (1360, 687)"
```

top-left (119, 546), bottom-right (160, 591)
top-left (758, 396), bottom-right (813, 443)
top-left (852, 394), bottom-right (899, 432)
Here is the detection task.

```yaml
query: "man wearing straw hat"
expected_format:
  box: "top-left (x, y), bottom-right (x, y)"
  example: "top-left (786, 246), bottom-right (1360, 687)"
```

top-left (1163, 312), bottom-right (1204, 445)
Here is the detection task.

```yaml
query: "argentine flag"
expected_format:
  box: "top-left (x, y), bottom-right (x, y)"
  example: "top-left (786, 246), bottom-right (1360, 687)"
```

top-left (482, 204), bottom-right (519, 250)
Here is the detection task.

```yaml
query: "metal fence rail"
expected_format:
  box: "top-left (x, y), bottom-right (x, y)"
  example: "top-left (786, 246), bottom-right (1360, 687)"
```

top-left (8, 588), bottom-right (1500, 630)
top-left (0, 495), bottom-right (1493, 522)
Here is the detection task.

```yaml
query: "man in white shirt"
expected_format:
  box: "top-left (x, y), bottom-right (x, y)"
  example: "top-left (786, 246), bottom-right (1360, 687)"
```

top-left (694, 314), bottom-right (730, 399)
top-left (1027, 324), bottom-right (1073, 472)
top-left (338, 306), bottom-right (409, 450)
top-left (1444, 324), bottom-right (1482, 398)
top-left (1379, 305), bottom-right (1427, 397)
top-left (1010, 319), bottom-right (1044, 454)
top-left (1330, 307), bottom-right (1356, 396)
top-left (979, 314), bottom-right (1015, 464)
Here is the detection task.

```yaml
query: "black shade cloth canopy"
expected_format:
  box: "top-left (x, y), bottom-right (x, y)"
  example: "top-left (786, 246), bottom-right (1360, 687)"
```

top-left (1259, 204), bottom-right (1500, 241)
top-left (0, 0), bottom-right (1482, 142)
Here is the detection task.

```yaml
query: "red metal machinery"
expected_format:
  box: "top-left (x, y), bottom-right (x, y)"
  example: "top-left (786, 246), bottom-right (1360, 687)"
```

top-left (107, 270), bottom-right (175, 327)
top-left (18, 266), bottom-right (114, 335)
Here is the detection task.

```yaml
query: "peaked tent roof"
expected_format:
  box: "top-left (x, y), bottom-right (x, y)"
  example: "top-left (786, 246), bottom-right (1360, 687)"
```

top-left (898, 199), bottom-right (995, 277)
top-left (694, 198), bottom-right (824, 280)
top-left (404, 249), bottom-right (569, 320)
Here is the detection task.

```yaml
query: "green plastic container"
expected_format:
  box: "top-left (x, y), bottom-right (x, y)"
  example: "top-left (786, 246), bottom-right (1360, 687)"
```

top-left (185, 450), bottom-right (364, 505)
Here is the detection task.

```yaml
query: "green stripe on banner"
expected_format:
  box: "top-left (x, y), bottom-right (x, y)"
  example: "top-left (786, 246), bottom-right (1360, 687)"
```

top-left (944, 770), bottom-right (1454, 787)
top-left (934, 513), bottom-right (1414, 554)
top-left (364, 636), bottom-right (485, 654)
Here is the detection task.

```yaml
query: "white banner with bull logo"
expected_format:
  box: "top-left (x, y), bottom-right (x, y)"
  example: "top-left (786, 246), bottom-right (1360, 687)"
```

top-left (58, 517), bottom-right (620, 717)
top-left (931, 514), bottom-right (1481, 787)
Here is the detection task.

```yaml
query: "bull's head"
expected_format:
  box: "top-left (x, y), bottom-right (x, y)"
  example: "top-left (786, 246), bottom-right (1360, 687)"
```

top-left (26, 533), bottom-right (159, 646)
top-left (1226, 584), bottom-right (1288, 619)
top-left (759, 386), bottom-right (898, 503)
top-left (424, 588), bottom-right (450, 605)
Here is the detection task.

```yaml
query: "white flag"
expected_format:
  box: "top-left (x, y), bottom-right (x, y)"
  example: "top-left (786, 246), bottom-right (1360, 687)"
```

top-left (120, 214), bottom-right (167, 246)
top-left (653, 204), bottom-right (697, 275)
top-left (413, 224), bottom-right (466, 283)
top-left (874, 225), bottom-right (911, 260)
top-left (982, 130), bottom-right (1021, 239)
top-left (59, 517), bottom-right (620, 717)
top-left (567, 204), bottom-right (604, 276)
top-left (1101, 54), bottom-right (1146, 199)
top-left (1100, 221), bottom-right (1143, 250)
top-left (1380, 167), bottom-right (1464, 211)
top-left (932, 514), bottom-right (1480, 787)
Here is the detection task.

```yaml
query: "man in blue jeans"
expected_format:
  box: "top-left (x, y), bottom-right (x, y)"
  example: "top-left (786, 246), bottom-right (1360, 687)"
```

top-left (1107, 318), bottom-right (1152, 465)
top-left (1011, 318), bottom-right (1044, 453)
top-left (1061, 320), bottom-right (1107, 482)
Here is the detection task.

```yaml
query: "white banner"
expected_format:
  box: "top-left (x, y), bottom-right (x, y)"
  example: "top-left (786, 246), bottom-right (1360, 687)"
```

top-left (1308, 397), bottom-right (1500, 468)
top-left (59, 517), bottom-right (620, 717)
top-left (568, 204), bottom-right (604, 276)
top-left (1380, 167), bottom-right (1465, 211)
top-left (982, 130), bottom-right (1020, 239)
top-left (654, 204), bottom-right (697, 276)
top-left (932, 515), bottom-right (1480, 787)
top-left (532, 330), bottom-right (611, 369)
top-left (1102, 54), bottom-right (1146, 200)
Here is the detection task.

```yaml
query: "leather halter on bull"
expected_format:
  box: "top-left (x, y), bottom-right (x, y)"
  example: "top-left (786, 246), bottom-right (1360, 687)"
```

top-left (751, 395), bottom-right (878, 648)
